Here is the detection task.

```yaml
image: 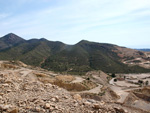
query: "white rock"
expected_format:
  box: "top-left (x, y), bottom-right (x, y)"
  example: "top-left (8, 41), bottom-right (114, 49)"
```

top-left (54, 106), bottom-right (58, 109)
top-left (64, 96), bottom-right (68, 99)
top-left (100, 101), bottom-right (105, 105)
top-left (83, 101), bottom-right (91, 106)
top-left (74, 103), bottom-right (78, 107)
top-left (35, 107), bottom-right (41, 112)
top-left (93, 104), bottom-right (101, 109)
top-left (55, 96), bottom-right (59, 101)
top-left (51, 98), bottom-right (56, 102)
top-left (0, 104), bottom-right (12, 110)
top-left (45, 103), bottom-right (50, 109)
top-left (73, 94), bottom-right (82, 101)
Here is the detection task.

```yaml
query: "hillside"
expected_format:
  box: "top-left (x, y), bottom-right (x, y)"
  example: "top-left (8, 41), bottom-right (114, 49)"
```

top-left (0, 34), bottom-right (65, 66)
top-left (0, 61), bottom-right (119, 113)
top-left (0, 33), bottom-right (150, 74)
top-left (0, 33), bottom-right (25, 51)
top-left (42, 40), bottom-right (150, 74)
top-left (0, 60), bottom-right (148, 113)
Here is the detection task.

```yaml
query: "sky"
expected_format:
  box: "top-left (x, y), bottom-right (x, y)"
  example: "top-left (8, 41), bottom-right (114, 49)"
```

top-left (0, 0), bottom-right (150, 48)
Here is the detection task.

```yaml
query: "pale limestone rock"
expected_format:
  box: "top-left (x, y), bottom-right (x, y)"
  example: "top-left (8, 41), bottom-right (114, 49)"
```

top-left (83, 101), bottom-right (91, 106)
top-left (9, 108), bottom-right (19, 113)
top-left (45, 103), bottom-right (50, 109)
top-left (73, 94), bottom-right (82, 101)
top-left (93, 104), bottom-right (101, 109)
top-left (51, 98), bottom-right (56, 102)
top-left (100, 101), bottom-right (105, 105)
top-left (35, 107), bottom-right (41, 112)
top-left (0, 104), bottom-right (12, 110)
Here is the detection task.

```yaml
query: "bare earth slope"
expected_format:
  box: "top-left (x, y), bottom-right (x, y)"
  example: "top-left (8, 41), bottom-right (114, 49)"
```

top-left (0, 60), bottom-right (147, 113)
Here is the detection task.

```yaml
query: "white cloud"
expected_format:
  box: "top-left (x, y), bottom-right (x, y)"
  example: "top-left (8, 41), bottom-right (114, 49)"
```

top-left (0, 0), bottom-right (150, 47)
top-left (0, 13), bottom-right (10, 19)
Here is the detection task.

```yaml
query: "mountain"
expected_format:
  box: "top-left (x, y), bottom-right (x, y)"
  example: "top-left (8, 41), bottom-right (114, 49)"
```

top-left (0, 33), bottom-right (25, 51)
top-left (41, 40), bottom-right (150, 74)
top-left (0, 33), bottom-right (150, 74)
top-left (0, 37), bottom-right (65, 66)
top-left (136, 49), bottom-right (150, 52)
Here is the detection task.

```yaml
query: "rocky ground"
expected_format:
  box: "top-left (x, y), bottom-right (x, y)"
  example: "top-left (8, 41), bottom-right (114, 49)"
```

top-left (0, 61), bottom-right (148, 113)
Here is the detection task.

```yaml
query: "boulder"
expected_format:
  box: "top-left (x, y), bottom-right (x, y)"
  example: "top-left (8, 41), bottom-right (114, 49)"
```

top-left (73, 94), bottom-right (82, 101)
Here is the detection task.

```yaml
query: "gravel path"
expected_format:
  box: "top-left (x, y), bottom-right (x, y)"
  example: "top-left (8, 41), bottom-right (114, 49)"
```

top-left (81, 84), bottom-right (102, 94)
top-left (71, 76), bottom-right (85, 83)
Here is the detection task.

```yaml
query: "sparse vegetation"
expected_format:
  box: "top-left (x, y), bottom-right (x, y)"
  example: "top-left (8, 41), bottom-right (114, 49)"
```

top-left (111, 73), bottom-right (116, 78)
top-left (55, 75), bottom-right (75, 83)
top-left (138, 80), bottom-right (143, 84)
top-left (114, 78), bottom-right (117, 82)
top-left (145, 81), bottom-right (149, 86)
top-left (86, 77), bottom-right (90, 80)
top-left (1, 33), bottom-right (150, 74)
top-left (98, 90), bottom-right (106, 96)
top-left (35, 73), bottom-right (47, 77)
top-left (124, 76), bottom-right (126, 79)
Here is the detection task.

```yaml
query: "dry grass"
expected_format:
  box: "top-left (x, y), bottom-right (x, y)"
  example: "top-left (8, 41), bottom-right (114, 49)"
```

top-left (81, 80), bottom-right (97, 90)
top-left (34, 73), bottom-right (48, 77)
top-left (34, 72), bottom-right (55, 83)
top-left (38, 77), bottom-right (55, 84)
top-left (55, 75), bottom-right (75, 83)
top-left (53, 80), bottom-right (87, 91)
top-left (0, 63), bottom-right (17, 69)
top-left (134, 87), bottom-right (150, 96)
top-left (34, 73), bottom-right (96, 92)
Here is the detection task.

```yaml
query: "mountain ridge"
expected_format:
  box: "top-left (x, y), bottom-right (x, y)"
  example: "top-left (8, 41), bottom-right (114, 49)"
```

top-left (136, 49), bottom-right (150, 52)
top-left (0, 33), bottom-right (150, 74)
top-left (0, 33), bottom-right (26, 51)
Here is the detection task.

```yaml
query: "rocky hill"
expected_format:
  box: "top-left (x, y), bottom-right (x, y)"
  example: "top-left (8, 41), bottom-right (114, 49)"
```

top-left (0, 33), bottom-right (150, 74)
top-left (0, 33), bottom-right (25, 51)
top-left (0, 60), bottom-right (148, 113)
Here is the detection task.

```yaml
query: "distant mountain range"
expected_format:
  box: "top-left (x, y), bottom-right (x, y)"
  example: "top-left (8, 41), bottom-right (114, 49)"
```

top-left (136, 49), bottom-right (150, 52)
top-left (0, 33), bottom-right (150, 74)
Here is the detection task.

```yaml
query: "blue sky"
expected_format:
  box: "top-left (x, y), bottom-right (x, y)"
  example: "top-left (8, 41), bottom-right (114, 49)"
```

top-left (0, 0), bottom-right (150, 48)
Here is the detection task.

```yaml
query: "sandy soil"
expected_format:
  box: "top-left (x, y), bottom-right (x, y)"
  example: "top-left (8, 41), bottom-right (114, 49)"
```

top-left (110, 85), bottom-right (129, 103)
top-left (132, 100), bottom-right (150, 111)
top-left (115, 81), bottom-right (138, 87)
top-left (109, 73), bottom-right (150, 112)
top-left (81, 84), bottom-right (102, 94)
top-left (71, 76), bottom-right (85, 83)
top-left (124, 73), bottom-right (150, 79)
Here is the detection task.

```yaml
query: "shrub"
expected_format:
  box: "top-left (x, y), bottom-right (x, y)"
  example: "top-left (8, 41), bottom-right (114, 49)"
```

top-left (111, 73), bottom-right (116, 78)
top-left (138, 80), bottom-right (143, 84)
top-left (145, 81), bottom-right (149, 86)
top-left (86, 77), bottom-right (90, 80)
top-left (114, 78), bottom-right (117, 82)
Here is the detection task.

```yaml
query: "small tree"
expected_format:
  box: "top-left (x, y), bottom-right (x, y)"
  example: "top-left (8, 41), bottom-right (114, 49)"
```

top-left (145, 81), bottom-right (149, 86)
top-left (124, 76), bottom-right (126, 80)
top-left (111, 73), bottom-right (116, 78)
top-left (138, 80), bottom-right (143, 87)
top-left (138, 80), bottom-right (143, 84)
top-left (114, 78), bottom-right (117, 82)
top-left (86, 77), bottom-right (90, 80)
